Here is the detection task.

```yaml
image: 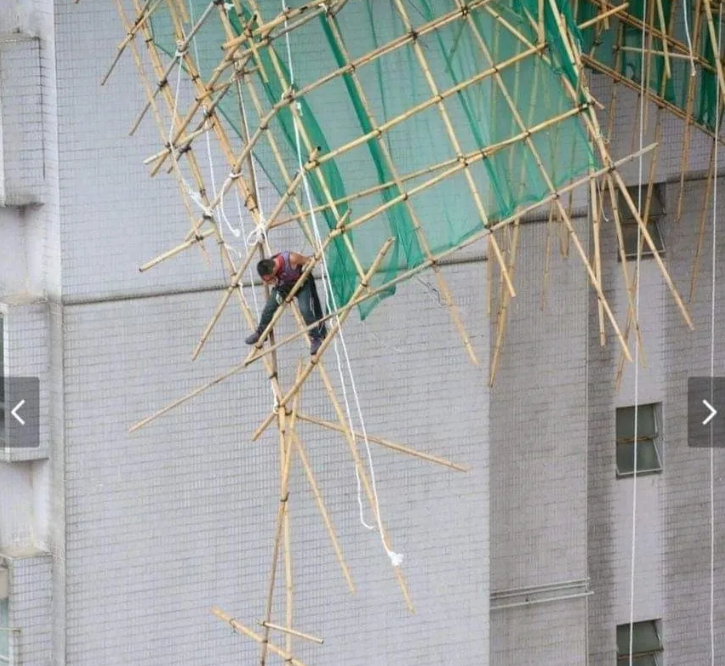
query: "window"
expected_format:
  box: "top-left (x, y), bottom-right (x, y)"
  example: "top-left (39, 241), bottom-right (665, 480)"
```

top-left (0, 597), bottom-right (8, 663)
top-left (617, 183), bottom-right (666, 259)
top-left (616, 404), bottom-right (662, 476)
top-left (617, 620), bottom-right (663, 665)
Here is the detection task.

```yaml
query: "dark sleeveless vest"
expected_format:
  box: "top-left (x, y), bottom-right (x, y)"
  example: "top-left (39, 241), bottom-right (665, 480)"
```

top-left (274, 251), bottom-right (303, 286)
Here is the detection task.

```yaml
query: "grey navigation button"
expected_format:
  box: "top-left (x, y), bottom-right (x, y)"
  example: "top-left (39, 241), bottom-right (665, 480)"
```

top-left (688, 377), bottom-right (725, 448)
top-left (1, 377), bottom-right (40, 448)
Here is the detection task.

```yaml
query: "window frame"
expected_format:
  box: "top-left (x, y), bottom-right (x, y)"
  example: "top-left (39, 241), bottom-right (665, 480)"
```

top-left (0, 596), bottom-right (9, 663)
top-left (616, 619), bottom-right (663, 664)
top-left (615, 403), bottom-right (663, 477)
top-left (617, 183), bottom-right (666, 260)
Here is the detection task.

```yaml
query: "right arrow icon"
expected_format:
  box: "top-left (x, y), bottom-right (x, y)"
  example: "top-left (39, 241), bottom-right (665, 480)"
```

top-left (703, 399), bottom-right (718, 425)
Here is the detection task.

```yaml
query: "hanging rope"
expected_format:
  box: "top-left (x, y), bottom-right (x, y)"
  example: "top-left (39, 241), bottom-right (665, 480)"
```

top-left (628, 3), bottom-right (648, 664)
top-left (281, 1), bottom-right (403, 567)
top-left (709, 8), bottom-right (722, 666)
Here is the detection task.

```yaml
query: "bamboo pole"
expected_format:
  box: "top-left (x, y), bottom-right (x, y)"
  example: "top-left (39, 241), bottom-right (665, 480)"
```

top-left (489, 219), bottom-right (520, 386)
top-left (677, 0), bottom-right (705, 222)
top-left (655, 0), bottom-right (672, 79)
top-left (102, 0), bottom-right (164, 85)
top-left (701, 0), bottom-right (725, 97)
top-left (139, 229), bottom-right (215, 272)
top-left (131, 0), bottom-right (218, 128)
top-left (211, 607), bottom-right (308, 666)
top-left (280, 369), bottom-right (301, 666)
top-left (296, 412), bottom-right (469, 472)
top-left (540, 205), bottom-right (555, 312)
top-left (112, 0), bottom-right (210, 253)
top-left (129, 146), bottom-right (657, 435)
top-left (591, 179), bottom-right (606, 346)
top-left (259, 621), bottom-right (324, 645)
top-left (578, 3), bottom-right (628, 29)
top-left (292, 429), bottom-right (356, 592)
top-left (690, 140), bottom-right (717, 300)
top-left (259, 405), bottom-right (295, 666)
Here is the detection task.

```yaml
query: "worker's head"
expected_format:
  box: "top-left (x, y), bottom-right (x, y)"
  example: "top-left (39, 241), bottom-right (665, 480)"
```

top-left (257, 258), bottom-right (277, 283)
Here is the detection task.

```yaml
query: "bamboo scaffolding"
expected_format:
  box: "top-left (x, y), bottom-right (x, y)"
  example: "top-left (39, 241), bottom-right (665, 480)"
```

top-left (131, 0), bottom-right (218, 129)
top-left (296, 412), bottom-right (469, 472)
top-left (251, 239), bottom-right (395, 442)
top-left (128, 145), bottom-right (656, 435)
top-left (190, 152), bottom-right (328, 363)
top-left (148, 0), bottom-right (491, 175)
top-left (321, 11), bottom-right (482, 364)
top-left (508, 1), bottom-right (694, 334)
top-left (112, 0), bottom-right (208, 247)
top-left (677, 0), bottom-right (705, 222)
top-left (126, 2), bottom-right (292, 454)
top-left (258, 403), bottom-right (295, 666)
top-left (463, 5), bottom-right (634, 360)
top-left (286, 298), bottom-right (411, 605)
top-left (102, 0), bottom-right (164, 85)
top-left (211, 607), bottom-right (308, 666)
top-left (593, 0), bottom-right (718, 69)
top-left (140, 97), bottom-right (591, 279)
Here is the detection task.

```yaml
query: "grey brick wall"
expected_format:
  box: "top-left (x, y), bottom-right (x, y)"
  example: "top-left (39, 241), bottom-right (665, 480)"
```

top-left (489, 216), bottom-right (589, 665)
top-left (59, 265), bottom-right (488, 666)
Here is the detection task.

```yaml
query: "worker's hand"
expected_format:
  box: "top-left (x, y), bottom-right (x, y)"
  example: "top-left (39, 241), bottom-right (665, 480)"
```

top-left (275, 292), bottom-right (284, 305)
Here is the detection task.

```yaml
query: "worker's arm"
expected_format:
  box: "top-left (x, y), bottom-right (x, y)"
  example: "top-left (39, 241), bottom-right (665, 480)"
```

top-left (289, 252), bottom-right (311, 270)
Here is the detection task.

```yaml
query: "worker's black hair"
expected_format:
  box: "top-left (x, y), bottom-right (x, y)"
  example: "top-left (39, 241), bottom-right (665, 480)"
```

top-left (257, 258), bottom-right (276, 277)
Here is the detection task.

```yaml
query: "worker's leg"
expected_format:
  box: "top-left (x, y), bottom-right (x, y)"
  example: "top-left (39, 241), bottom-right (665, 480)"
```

top-left (296, 278), bottom-right (326, 353)
top-left (245, 288), bottom-right (282, 344)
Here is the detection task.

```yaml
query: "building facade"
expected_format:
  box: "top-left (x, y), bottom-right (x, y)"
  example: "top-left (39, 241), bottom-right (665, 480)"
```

top-left (0, 2), bottom-right (723, 665)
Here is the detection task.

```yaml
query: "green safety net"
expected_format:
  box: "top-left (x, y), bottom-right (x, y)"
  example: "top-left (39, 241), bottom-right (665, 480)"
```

top-left (151, 0), bottom-right (597, 319)
top-left (576, 0), bottom-right (720, 131)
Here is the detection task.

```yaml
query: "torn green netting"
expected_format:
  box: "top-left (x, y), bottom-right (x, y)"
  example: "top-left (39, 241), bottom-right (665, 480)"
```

top-left (151, 0), bottom-right (597, 319)
top-left (576, 0), bottom-right (720, 131)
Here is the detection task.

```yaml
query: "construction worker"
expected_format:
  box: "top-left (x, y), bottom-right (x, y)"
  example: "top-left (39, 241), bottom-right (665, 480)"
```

top-left (245, 251), bottom-right (328, 355)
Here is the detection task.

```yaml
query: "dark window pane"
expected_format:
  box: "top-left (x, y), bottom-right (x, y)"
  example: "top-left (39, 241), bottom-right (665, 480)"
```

top-left (617, 405), bottom-right (658, 441)
top-left (617, 441), bottom-right (662, 475)
top-left (617, 621), bottom-right (662, 656)
top-left (0, 598), bottom-right (8, 658)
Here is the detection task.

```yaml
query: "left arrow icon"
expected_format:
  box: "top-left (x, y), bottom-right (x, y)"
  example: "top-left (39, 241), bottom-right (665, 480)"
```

top-left (11, 400), bottom-right (26, 426)
top-left (703, 399), bottom-right (718, 426)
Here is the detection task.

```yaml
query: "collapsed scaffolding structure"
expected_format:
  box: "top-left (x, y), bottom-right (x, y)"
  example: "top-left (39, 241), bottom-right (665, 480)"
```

top-left (88, 0), bottom-right (724, 663)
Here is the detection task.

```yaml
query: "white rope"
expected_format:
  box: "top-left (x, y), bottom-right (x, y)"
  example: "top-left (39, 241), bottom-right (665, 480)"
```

top-left (682, 0), bottom-right (697, 78)
top-left (186, 0), bottom-right (263, 329)
top-left (709, 10), bottom-right (721, 666)
top-left (281, 2), bottom-right (403, 567)
top-left (628, 4), bottom-right (647, 663)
